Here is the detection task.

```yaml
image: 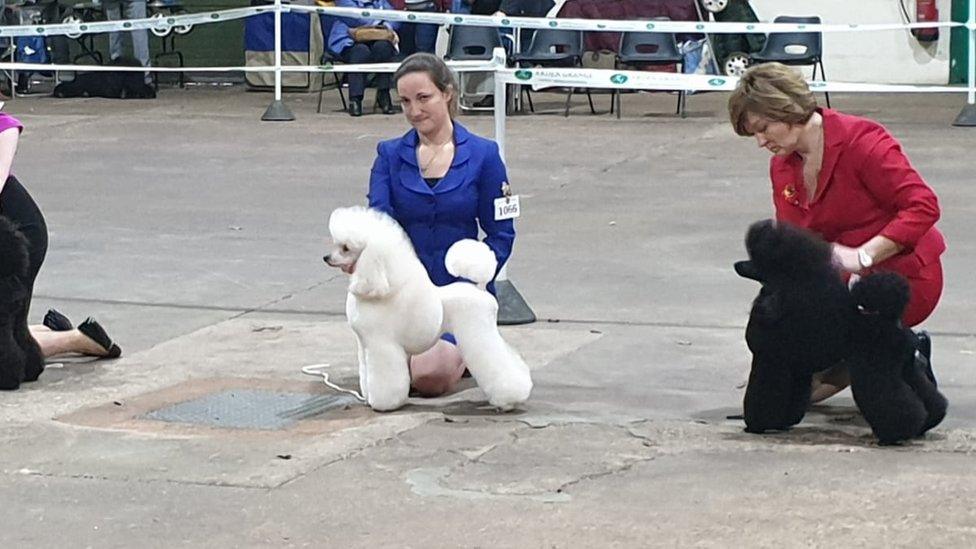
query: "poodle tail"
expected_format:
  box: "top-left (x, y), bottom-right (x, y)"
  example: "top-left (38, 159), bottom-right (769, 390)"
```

top-left (445, 239), bottom-right (497, 289)
top-left (851, 272), bottom-right (911, 320)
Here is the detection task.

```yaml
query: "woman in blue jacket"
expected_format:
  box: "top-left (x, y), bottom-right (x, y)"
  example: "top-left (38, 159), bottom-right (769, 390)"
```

top-left (368, 52), bottom-right (515, 397)
top-left (329, 0), bottom-right (401, 116)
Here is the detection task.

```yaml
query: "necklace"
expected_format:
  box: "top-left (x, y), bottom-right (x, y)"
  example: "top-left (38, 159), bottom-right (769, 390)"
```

top-left (420, 140), bottom-right (453, 175)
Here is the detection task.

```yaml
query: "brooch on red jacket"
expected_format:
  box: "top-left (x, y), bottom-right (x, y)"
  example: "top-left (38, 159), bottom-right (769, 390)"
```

top-left (782, 184), bottom-right (800, 206)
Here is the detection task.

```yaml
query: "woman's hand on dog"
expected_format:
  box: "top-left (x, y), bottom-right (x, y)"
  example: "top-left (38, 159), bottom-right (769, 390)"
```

top-left (830, 243), bottom-right (863, 274)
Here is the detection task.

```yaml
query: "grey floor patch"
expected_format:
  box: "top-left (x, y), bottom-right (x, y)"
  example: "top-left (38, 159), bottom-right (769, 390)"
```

top-left (144, 389), bottom-right (360, 430)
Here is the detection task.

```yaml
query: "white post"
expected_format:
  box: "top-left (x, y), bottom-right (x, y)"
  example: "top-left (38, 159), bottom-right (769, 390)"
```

top-left (493, 57), bottom-right (507, 161)
top-left (261, 0), bottom-right (294, 121)
top-left (490, 50), bottom-right (534, 324)
top-left (493, 58), bottom-right (509, 282)
top-left (968, 0), bottom-right (975, 105)
top-left (274, 0), bottom-right (283, 102)
top-left (954, 0), bottom-right (976, 124)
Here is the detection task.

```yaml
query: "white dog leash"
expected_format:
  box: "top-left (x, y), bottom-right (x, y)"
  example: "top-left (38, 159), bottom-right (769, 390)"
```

top-left (301, 363), bottom-right (490, 409)
top-left (300, 363), bottom-right (367, 403)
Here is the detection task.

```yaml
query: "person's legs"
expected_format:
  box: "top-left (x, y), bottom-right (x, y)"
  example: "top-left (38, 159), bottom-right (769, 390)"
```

top-left (409, 339), bottom-right (465, 397)
top-left (414, 23), bottom-right (439, 54)
top-left (30, 327), bottom-right (115, 359)
top-left (903, 262), bottom-right (943, 328)
top-left (810, 364), bottom-right (850, 403)
top-left (367, 40), bottom-right (397, 90)
top-left (339, 43), bottom-right (371, 99)
top-left (123, 0), bottom-right (151, 83)
top-left (398, 22), bottom-right (418, 57)
top-left (102, 0), bottom-right (124, 60)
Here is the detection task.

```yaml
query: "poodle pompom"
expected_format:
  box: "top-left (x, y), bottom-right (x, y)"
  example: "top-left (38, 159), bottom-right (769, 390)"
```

top-left (445, 239), bottom-right (497, 286)
top-left (0, 216), bottom-right (30, 279)
top-left (851, 272), bottom-right (911, 320)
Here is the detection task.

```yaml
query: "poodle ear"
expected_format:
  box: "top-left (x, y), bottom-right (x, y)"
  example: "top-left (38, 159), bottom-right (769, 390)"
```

top-left (734, 260), bottom-right (764, 283)
top-left (348, 245), bottom-right (391, 299)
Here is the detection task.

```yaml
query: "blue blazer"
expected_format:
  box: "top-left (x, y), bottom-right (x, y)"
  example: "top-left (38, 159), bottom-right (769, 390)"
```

top-left (329, 0), bottom-right (401, 55)
top-left (368, 122), bottom-right (516, 292)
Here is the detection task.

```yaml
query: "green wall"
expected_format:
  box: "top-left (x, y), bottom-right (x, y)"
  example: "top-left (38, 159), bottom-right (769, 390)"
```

top-left (952, 0), bottom-right (971, 84)
top-left (67, 0), bottom-right (249, 75)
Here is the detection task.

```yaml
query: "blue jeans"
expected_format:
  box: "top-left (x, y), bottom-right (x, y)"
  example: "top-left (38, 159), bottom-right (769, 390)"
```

top-left (400, 5), bottom-right (440, 56)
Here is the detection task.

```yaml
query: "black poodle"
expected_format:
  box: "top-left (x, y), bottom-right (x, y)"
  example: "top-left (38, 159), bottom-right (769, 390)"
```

top-left (0, 215), bottom-right (44, 389)
top-left (848, 272), bottom-right (948, 444)
top-left (734, 219), bottom-right (855, 433)
top-left (53, 56), bottom-right (156, 100)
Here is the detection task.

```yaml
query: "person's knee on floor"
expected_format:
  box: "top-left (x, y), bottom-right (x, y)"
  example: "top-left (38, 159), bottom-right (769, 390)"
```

top-left (409, 340), bottom-right (464, 397)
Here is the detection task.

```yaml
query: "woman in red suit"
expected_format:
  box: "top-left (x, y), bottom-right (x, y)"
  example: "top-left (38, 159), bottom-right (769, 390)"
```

top-left (728, 62), bottom-right (946, 403)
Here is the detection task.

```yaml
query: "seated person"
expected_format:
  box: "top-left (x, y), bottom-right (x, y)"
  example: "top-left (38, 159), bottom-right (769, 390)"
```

top-left (330, 0), bottom-right (402, 117)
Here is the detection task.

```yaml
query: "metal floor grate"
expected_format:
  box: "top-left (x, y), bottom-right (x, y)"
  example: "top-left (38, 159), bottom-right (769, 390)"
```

top-left (144, 389), bottom-right (359, 430)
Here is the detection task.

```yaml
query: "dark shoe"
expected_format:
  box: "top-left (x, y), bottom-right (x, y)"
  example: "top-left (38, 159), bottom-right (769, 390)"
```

top-left (915, 330), bottom-right (935, 386)
top-left (348, 98), bottom-right (363, 117)
top-left (78, 317), bottom-right (122, 359)
top-left (375, 90), bottom-right (396, 115)
top-left (473, 95), bottom-right (494, 108)
top-left (43, 309), bottom-right (73, 331)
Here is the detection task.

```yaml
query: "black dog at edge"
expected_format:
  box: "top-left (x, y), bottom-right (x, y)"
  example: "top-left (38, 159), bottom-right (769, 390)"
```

top-left (0, 215), bottom-right (44, 390)
top-left (735, 219), bottom-right (947, 444)
top-left (53, 56), bottom-right (156, 100)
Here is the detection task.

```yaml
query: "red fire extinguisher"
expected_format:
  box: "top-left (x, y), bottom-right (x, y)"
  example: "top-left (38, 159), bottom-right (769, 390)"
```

top-left (913, 0), bottom-right (940, 43)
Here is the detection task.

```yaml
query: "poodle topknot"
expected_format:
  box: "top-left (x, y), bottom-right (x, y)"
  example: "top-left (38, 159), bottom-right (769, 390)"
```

top-left (736, 219), bottom-right (835, 283)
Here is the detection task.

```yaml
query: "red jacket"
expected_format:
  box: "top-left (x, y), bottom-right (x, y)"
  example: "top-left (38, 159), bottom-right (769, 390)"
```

top-left (771, 108), bottom-right (945, 279)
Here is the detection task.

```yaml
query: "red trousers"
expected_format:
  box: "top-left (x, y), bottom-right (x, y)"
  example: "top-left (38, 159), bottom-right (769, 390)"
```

top-left (900, 260), bottom-right (943, 327)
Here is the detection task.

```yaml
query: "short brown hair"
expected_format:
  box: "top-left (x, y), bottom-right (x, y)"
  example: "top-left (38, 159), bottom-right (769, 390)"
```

top-left (394, 53), bottom-right (460, 119)
top-left (728, 63), bottom-right (818, 136)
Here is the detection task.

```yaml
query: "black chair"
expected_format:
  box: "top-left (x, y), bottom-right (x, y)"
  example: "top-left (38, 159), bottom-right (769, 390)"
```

top-left (149, 0), bottom-right (189, 89)
top-left (511, 28), bottom-right (595, 117)
top-left (316, 15), bottom-right (347, 113)
top-left (444, 25), bottom-right (502, 111)
top-left (613, 29), bottom-right (685, 119)
top-left (749, 15), bottom-right (830, 107)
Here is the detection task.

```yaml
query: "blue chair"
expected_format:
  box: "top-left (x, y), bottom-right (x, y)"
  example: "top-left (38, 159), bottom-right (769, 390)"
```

top-left (614, 29), bottom-right (686, 119)
top-left (749, 15), bottom-right (830, 107)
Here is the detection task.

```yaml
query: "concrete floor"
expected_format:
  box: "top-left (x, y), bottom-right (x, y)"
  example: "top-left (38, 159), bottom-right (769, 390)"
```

top-left (1, 85), bottom-right (974, 548)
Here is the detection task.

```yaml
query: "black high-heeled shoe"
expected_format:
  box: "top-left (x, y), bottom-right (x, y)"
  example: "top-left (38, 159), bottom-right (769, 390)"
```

top-left (348, 98), bottom-right (363, 117)
top-left (375, 90), bottom-right (396, 115)
top-left (78, 318), bottom-right (122, 359)
top-left (43, 309), bottom-right (74, 331)
top-left (915, 330), bottom-right (935, 386)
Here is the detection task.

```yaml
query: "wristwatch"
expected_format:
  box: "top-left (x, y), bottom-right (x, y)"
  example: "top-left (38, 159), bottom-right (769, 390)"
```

top-left (857, 247), bottom-right (874, 269)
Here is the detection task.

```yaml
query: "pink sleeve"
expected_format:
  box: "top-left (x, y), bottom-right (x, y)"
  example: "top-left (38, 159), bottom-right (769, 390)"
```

top-left (0, 113), bottom-right (23, 134)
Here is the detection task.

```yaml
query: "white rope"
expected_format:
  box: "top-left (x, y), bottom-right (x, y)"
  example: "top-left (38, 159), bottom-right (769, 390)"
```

top-left (300, 363), bottom-right (366, 403)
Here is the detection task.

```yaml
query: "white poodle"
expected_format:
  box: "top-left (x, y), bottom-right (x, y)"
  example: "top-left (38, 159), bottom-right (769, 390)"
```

top-left (323, 206), bottom-right (533, 412)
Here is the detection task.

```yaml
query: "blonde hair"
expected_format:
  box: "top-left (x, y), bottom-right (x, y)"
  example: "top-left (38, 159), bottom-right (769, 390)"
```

top-left (394, 53), bottom-right (459, 119)
top-left (728, 63), bottom-right (818, 136)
